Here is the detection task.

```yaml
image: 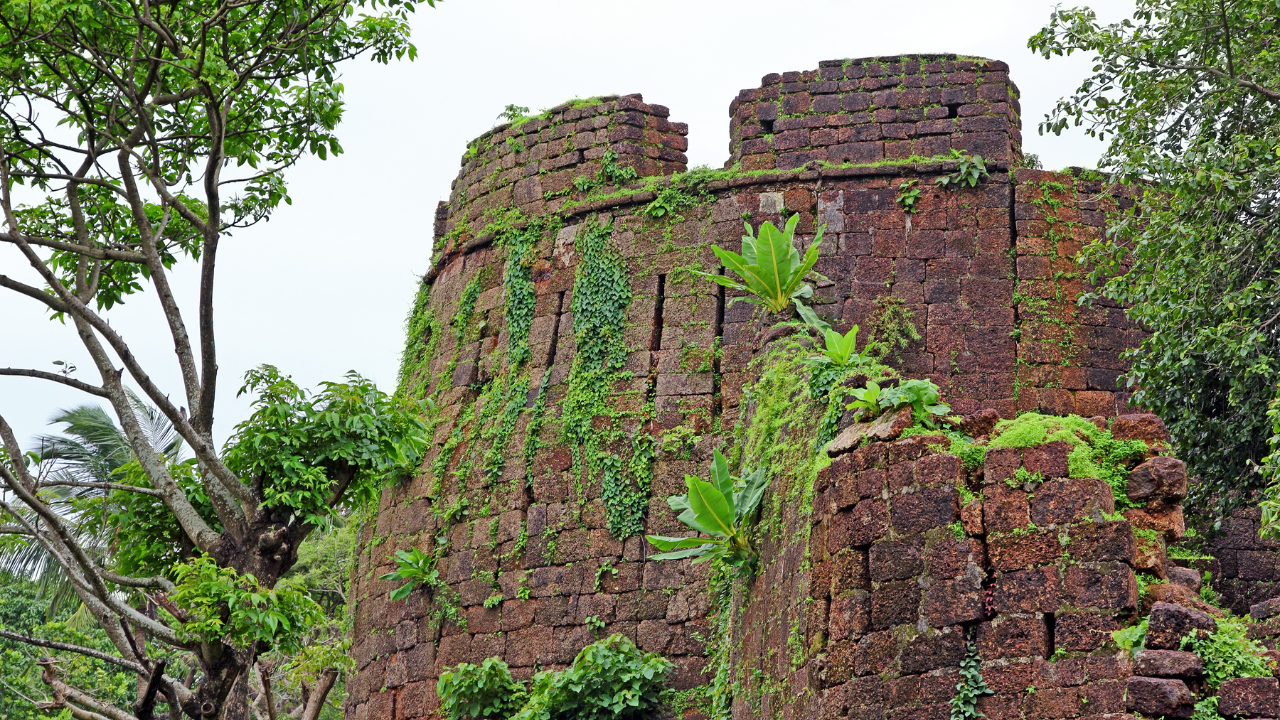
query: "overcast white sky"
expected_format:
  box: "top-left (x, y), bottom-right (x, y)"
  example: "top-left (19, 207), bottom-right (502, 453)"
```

top-left (0, 0), bottom-right (1135, 449)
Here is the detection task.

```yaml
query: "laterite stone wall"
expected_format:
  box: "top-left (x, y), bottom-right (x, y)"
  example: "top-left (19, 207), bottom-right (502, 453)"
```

top-left (345, 55), bottom-right (1184, 720)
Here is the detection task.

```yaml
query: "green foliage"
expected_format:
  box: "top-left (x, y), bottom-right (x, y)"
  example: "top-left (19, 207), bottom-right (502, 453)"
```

top-left (438, 658), bottom-right (529, 720)
top-left (987, 413), bottom-right (1148, 506)
top-left (847, 380), bottom-right (885, 420)
top-left (500, 227), bottom-right (539, 367)
top-left (574, 150), bottom-right (639, 194)
top-left (882, 379), bottom-right (951, 427)
top-left (1201, 571), bottom-right (1225, 608)
top-left (1112, 618), bottom-right (1148, 655)
top-left (437, 635), bottom-right (671, 720)
top-left (949, 639), bottom-right (992, 720)
top-left (695, 214), bottom-right (822, 314)
top-left (846, 378), bottom-right (950, 427)
top-left (223, 365), bottom-right (430, 527)
top-left (935, 150), bottom-right (989, 189)
top-left (895, 179), bottom-right (922, 213)
top-left (499, 105), bottom-right (531, 122)
top-left (171, 555), bottom-right (325, 655)
top-left (1030, 1), bottom-right (1280, 522)
top-left (646, 450), bottom-right (769, 575)
top-left (1190, 695), bottom-right (1220, 720)
top-left (514, 635), bottom-right (672, 720)
top-left (1184, 616), bottom-right (1276, 689)
top-left (0, 572), bottom-right (137, 720)
top-left (102, 458), bottom-right (223, 577)
top-left (378, 548), bottom-right (441, 602)
top-left (643, 185), bottom-right (700, 219)
top-left (398, 280), bottom-right (442, 396)
top-left (863, 295), bottom-right (921, 362)
top-left (803, 324), bottom-right (875, 370)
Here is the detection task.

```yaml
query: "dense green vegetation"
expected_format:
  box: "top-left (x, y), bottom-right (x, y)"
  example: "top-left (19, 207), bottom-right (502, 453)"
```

top-left (1031, 0), bottom-right (1280, 524)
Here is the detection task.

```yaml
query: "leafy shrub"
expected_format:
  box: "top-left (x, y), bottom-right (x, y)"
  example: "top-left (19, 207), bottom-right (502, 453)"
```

top-left (437, 636), bottom-right (672, 720)
top-left (802, 324), bottom-right (874, 370)
top-left (170, 555), bottom-right (324, 655)
top-left (695, 214), bottom-right (822, 314)
top-left (1190, 696), bottom-right (1219, 720)
top-left (437, 657), bottom-right (528, 720)
top-left (846, 378), bottom-right (950, 427)
top-left (1184, 616), bottom-right (1275, 689)
top-left (378, 547), bottom-right (441, 601)
top-left (987, 413), bottom-right (1147, 505)
top-left (935, 150), bottom-right (989, 188)
top-left (895, 178), bottom-right (921, 213)
top-left (1111, 618), bottom-right (1148, 655)
top-left (515, 635), bottom-right (671, 720)
top-left (646, 450), bottom-right (769, 575)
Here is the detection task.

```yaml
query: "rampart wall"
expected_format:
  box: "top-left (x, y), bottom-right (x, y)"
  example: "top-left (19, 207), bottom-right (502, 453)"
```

top-left (344, 55), bottom-right (1276, 720)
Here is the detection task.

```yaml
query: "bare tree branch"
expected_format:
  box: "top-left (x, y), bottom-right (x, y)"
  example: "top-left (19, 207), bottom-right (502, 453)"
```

top-left (0, 368), bottom-right (110, 398)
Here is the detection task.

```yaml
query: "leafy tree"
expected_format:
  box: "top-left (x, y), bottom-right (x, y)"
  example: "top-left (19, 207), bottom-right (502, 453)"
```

top-left (1030, 1), bottom-right (1280, 524)
top-left (0, 0), bottom-right (439, 718)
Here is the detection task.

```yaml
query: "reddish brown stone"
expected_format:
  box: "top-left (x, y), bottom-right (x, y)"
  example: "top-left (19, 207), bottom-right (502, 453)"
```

top-left (871, 580), bottom-right (922, 630)
top-left (1219, 676), bottom-right (1280, 718)
top-left (1054, 611), bottom-right (1121, 652)
top-left (890, 486), bottom-right (959, 535)
top-left (1125, 677), bottom-right (1192, 719)
top-left (901, 628), bottom-right (966, 674)
top-left (1068, 521), bottom-right (1137, 564)
top-left (976, 614), bottom-right (1049, 660)
top-left (855, 630), bottom-right (901, 676)
top-left (1124, 505), bottom-right (1186, 541)
top-left (870, 536), bottom-right (925, 581)
top-left (989, 566), bottom-right (1061, 613)
top-left (1111, 413), bottom-right (1170, 444)
top-left (1145, 601), bottom-right (1217, 650)
top-left (830, 499), bottom-right (890, 550)
top-left (923, 578), bottom-right (986, 627)
top-left (1030, 477), bottom-right (1115, 526)
top-left (830, 591), bottom-right (872, 641)
top-left (1133, 650), bottom-right (1204, 679)
top-left (1127, 456), bottom-right (1188, 504)
top-left (983, 485), bottom-right (1031, 534)
top-left (1022, 441), bottom-right (1072, 479)
top-left (1062, 563), bottom-right (1138, 611)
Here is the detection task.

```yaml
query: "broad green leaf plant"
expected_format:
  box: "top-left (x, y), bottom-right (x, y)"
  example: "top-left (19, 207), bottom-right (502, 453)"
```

top-left (378, 547), bottom-right (443, 601)
top-left (695, 214), bottom-right (823, 314)
top-left (645, 450), bottom-right (769, 575)
top-left (847, 378), bottom-right (951, 427)
top-left (802, 324), bottom-right (875, 370)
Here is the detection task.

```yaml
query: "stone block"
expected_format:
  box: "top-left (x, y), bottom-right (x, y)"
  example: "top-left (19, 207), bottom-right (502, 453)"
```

top-left (1055, 611), bottom-right (1120, 652)
top-left (1110, 413), bottom-right (1170, 444)
top-left (890, 486), bottom-right (959, 534)
top-left (1125, 677), bottom-right (1192, 719)
top-left (1219, 676), bottom-right (1280, 718)
top-left (829, 499), bottom-right (890, 550)
top-left (1063, 563), bottom-right (1138, 611)
top-left (1145, 601), bottom-right (1217, 650)
top-left (976, 614), bottom-right (1049, 660)
top-left (989, 566), bottom-right (1061, 613)
top-left (1132, 650), bottom-right (1204, 679)
top-left (870, 536), bottom-right (925, 582)
top-left (871, 580), bottom-right (921, 630)
top-left (1031, 477), bottom-right (1115, 526)
top-left (1127, 456), bottom-right (1188, 504)
top-left (983, 485), bottom-right (1030, 534)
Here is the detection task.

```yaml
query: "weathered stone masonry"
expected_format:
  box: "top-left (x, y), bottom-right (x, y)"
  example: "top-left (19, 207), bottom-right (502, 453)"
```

top-left (344, 54), bottom-right (1227, 720)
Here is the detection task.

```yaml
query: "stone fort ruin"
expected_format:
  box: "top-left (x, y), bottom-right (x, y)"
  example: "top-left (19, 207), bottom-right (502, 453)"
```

top-left (345, 55), bottom-right (1280, 720)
